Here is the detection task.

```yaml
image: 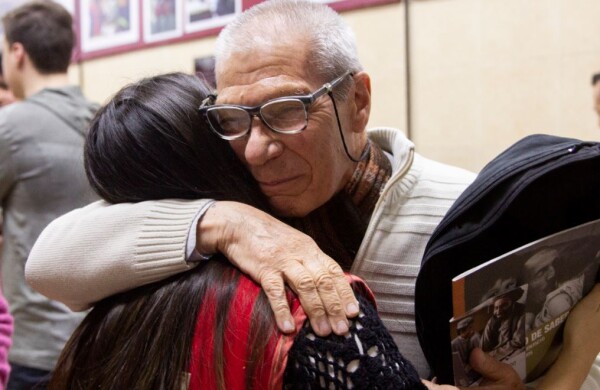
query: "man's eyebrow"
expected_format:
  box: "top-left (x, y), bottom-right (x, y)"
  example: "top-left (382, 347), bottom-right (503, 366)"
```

top-left (274, 86), bottom-right (310, 97)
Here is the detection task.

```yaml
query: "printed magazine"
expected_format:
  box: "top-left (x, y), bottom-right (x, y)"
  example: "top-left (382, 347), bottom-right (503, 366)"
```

top-left (449, 219), bottom-right (600, 386)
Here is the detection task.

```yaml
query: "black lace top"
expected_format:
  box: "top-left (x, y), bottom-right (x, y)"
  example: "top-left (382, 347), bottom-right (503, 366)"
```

top-left (283, 294), bottom-right (427, 389)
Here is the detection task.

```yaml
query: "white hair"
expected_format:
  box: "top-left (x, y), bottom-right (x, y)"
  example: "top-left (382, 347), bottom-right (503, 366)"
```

top-left (214, 0), bottom-right (362, 96)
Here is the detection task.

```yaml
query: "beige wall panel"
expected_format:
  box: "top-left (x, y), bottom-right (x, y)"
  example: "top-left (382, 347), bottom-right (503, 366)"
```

top-left (411, 0), bottom-right (600, 172)
top-left (344, 4), bottom-right (407, 133)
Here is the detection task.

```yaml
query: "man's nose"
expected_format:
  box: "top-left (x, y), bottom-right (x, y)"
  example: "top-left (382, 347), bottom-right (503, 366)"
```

top-left (243, 117), bottom-right (284, 166)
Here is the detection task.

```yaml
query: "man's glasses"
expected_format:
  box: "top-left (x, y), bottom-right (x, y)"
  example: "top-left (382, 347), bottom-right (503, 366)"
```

top-left (199, 71), bottom-right (353, 140)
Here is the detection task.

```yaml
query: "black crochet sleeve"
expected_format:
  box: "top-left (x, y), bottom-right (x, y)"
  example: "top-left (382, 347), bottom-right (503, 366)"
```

top-left (283, 294), bottom-right (427, 390)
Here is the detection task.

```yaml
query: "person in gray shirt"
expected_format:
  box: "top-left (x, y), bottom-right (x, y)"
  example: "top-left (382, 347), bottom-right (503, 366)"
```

top-left (0, 1), bottom-right (98, 388)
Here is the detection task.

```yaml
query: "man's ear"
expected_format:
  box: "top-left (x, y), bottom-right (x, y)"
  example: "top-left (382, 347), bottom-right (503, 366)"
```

top-left (8, 42), bottom-right (26, 69)
top-left (350, 71), bottom-right (371, 134)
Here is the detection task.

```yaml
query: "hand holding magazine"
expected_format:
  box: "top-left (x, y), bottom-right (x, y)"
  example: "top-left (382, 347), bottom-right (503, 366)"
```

top-left (449, 219), bottom-right (600, 387)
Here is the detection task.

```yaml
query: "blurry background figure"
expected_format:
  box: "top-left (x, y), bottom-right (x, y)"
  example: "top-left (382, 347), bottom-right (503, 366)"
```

top-left (592, 72), bottom-right (600, 128)
top-left (0, 1), bottom-right (98, 389)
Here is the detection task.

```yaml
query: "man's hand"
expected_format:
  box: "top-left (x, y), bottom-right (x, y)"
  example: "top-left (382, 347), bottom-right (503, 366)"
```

top-left (198, 201), bottom-right (359, 336)
top-left (468, 348), bottom-right (524, 390)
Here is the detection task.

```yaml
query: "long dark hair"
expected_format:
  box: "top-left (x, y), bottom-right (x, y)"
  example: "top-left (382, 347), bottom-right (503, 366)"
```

top-left (50, 73), bottom-right (275, 390)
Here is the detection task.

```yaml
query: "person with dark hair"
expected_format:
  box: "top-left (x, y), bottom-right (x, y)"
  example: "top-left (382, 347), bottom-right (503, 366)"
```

top-left (0, 1), bottom-right (98, 388)
top-left (48, 72), bottom-right (428, 390)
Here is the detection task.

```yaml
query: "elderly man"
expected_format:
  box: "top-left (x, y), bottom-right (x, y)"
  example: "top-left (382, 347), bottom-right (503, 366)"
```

top-left (1, 2), bottom-right (98, 388)
top-left (26, 0), bottom-right (529, 385)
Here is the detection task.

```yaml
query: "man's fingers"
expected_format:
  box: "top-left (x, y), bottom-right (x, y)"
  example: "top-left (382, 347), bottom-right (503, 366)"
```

top-left (279, 261), bottom-right (339, 337)
top-left (303, 256), bottom-right (355, 335)
top-left (260, 270), bottom-right (295, 334)
top-left (324, 259), bottom-right (359, 318)
top-left (313, 272), bottom-right (348, 335)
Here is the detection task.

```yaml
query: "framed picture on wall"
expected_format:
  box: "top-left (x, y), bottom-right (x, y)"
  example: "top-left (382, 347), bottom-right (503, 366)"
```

top-left (184, 0), bottom-right (242, 34)
top-left (68, 0), bottom-right (398, 60)
top-left (143, 0), bottom-right (183, 43)
top-left (80, 0), bottom-right (140, 53)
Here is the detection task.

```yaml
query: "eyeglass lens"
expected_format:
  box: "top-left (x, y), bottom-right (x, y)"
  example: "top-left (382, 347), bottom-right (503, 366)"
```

top-left (206, 98), bottom-right (308, 138)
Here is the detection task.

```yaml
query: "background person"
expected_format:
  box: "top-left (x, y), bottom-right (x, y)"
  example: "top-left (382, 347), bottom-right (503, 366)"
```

top-left (0, 1), bottom-right (98, 388)
top-left (49, 72), bottom-right (428, 390)
top-left (592, 72), bottom-right (600, 128)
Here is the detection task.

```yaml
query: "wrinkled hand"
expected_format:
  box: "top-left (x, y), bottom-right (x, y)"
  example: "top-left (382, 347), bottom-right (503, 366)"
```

top-left (198, 201), bottom-right (359, 336)
top-left (468, 348), bottom-right (524, 390)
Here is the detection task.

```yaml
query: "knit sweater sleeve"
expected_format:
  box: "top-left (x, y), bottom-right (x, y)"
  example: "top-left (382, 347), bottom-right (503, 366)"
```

top-left (25, 199), bottom-right (210, 311)
top-left (284, 293), bottom-right (427, 390)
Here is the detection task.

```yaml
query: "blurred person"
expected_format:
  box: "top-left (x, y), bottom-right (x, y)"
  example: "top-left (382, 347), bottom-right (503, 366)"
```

top-left (0, 1), bottom-right (98, 389)
top-left (49, 72), bottom-right (428, 390)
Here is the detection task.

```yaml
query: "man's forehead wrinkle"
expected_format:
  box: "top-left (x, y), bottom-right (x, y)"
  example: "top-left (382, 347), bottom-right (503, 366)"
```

top-left (218, 75), bottom-right (311, 105)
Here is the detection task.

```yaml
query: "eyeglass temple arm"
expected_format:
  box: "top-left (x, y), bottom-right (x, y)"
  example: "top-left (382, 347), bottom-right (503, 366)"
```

top-left (199, 93), bottom-right (217, 109)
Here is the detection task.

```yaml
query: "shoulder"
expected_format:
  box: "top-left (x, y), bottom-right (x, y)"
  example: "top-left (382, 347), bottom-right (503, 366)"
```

top-left (0, 102), bottom-right (40, 144)
top-left (368, 126), bottom-right (476, 184)
top-left (0, 101), bottom-right (39, 125)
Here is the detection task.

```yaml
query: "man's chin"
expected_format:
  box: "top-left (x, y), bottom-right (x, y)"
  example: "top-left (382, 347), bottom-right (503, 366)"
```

top-left (269, 198), bottom-right (318, 218)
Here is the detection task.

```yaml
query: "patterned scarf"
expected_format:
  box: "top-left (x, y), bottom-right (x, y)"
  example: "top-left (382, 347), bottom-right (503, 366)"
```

top-left (289, 141), bottom-right (392, 270)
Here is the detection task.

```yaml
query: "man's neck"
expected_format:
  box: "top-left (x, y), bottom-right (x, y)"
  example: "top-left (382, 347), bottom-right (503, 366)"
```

top-left (22, 71), bottom-right (70, 99)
